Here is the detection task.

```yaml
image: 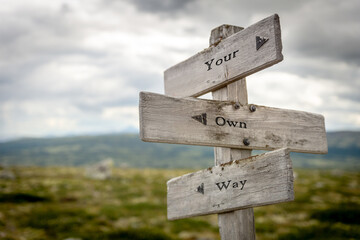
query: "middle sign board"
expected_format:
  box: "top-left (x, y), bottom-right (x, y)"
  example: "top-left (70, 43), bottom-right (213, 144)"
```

top-left (139, 91), bottom-right (328, 154)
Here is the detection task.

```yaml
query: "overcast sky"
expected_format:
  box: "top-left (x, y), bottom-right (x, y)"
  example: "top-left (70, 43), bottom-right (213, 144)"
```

top-left (1, 0), bottom-right (359, 141)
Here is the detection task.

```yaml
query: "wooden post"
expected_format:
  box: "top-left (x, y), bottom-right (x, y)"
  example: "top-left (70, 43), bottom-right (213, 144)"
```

top-left (211, 25), bottom-right (256, 240)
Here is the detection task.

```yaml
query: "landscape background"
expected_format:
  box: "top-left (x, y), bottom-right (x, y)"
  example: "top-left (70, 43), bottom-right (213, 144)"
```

top-left (1, 131), bottom-right (359, 170)
top-left (0, 131), bottom-right (359, 239)
top-left (1, 0), bottom-right (360, 239)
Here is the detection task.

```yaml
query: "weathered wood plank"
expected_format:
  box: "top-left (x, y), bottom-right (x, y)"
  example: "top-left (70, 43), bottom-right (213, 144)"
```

top-left (139, 92), bottom-right (328, 154)
top-left (167, 148), bottom-right (294, 220)
top-left (164, 14), bottom-right (283, 98)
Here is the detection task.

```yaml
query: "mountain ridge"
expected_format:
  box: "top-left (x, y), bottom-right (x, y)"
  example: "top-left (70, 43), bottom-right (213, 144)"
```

top-left (0, 131), bottom-right (359, 169)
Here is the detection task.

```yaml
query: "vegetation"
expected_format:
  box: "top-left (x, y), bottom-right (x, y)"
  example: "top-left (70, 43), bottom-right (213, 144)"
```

top-left (1, 132), bottom-right (359, 170)
top-left (0, 131), bottom-right (359, 239)
top-left (0, 166), bottom-right (359, 239)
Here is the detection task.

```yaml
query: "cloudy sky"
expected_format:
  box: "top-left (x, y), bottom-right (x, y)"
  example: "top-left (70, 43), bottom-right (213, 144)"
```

top-left (1, 0), bottom-right (359, 141)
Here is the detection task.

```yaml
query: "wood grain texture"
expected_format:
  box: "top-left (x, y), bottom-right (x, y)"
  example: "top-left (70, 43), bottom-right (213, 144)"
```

top-left (218, 209), bottom-right (255, 240)
top-left (164, 14), bottom-right (283, 98)
top-left (167, 148), bottom-right (294, 220)
top-left (213, 79), bottom-right (255, 240)
top-left (209, 25), bottom-right (244, 47)
top-left (139, 91), bottom-right (328, 154)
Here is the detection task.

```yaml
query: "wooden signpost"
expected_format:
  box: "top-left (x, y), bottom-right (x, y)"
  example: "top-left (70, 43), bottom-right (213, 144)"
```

top-left (139, 14), bottom-right (327, 239)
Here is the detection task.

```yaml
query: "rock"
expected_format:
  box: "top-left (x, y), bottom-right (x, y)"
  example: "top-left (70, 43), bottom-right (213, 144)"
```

top-left (85, 158), bottom-right (113, 180)
top-left (0, 169), bottom-right (15, 180)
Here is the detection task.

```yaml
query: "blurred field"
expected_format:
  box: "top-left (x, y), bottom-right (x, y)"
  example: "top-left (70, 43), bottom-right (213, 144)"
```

top-left (0, 166), bottom-right (359, 240)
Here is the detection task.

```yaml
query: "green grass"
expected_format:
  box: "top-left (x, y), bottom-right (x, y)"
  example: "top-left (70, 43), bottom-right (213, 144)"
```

top-left (0, 167), bottom-right (359, 239)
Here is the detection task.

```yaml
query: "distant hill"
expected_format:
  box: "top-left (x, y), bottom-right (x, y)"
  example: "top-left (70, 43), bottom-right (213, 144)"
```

top-left (0, 132), bottom-right (359, 169)
top-left (291, 131), bottom-right (360, 169)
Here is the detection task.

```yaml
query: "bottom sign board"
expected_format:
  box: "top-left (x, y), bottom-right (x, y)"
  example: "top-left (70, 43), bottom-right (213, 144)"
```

top-left (167, 148), bottom-right (294, 220)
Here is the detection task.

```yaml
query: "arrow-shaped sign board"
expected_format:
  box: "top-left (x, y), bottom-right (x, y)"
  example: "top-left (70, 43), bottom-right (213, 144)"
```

top-left (140, 92), bottom-right (328, 154)
top-left (164, 14), bottom-right (283, 98)
top-left (167, 148), bottom-right (294, 220)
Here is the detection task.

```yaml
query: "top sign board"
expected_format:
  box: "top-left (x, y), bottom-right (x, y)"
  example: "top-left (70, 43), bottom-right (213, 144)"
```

top-left (164, 14), bottom-right (283, 98)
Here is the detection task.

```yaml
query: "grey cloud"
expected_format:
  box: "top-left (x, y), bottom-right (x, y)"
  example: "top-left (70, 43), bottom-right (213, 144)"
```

top-left (73, 97), bottom-right (139, 114)
top-left (224, 0), bottom-right (311, 13)
top-left (286, 0), bottom-right (360, 65)
top-left (0, 61), bottom-right (156, 112)
top-left (126, 0), bottom-right (194, 14)
top-left (279, 58), bottom-right (360, 84)
top-left (122, 71), bottom-right (162, 91)
top-left (180, 1), bottom-right (360, 67)
top-left (0, 3), bottom-right (109, 103)
top-left (124, 0), bottom-right (311, 22)
top-left (290, 25), bottom-right (360, 65)
top-left (0, 21), bottom-right (29, 45)
top-left (338, 91), bottom-right (360, 104)
top-left (0, 3), bottom-right (88, 60)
